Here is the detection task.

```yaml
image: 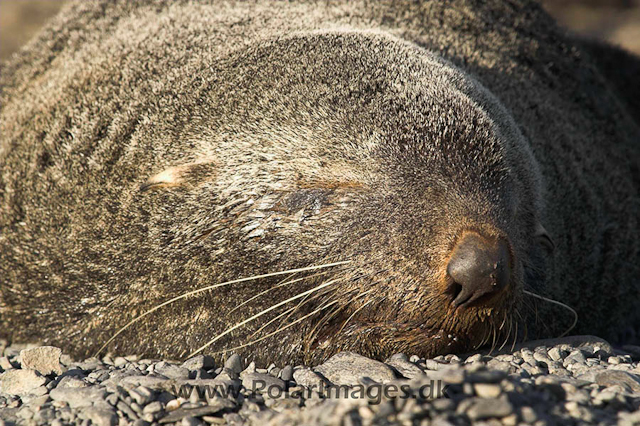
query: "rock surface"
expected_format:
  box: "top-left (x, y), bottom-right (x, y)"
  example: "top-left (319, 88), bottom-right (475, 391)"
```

top-left (19, 346), bottom-right (63, 376)
top-left (1, 337), bottom-right (640, 425)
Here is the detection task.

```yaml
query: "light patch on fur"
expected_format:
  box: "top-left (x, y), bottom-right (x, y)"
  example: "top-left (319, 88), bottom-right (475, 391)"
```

top-left (141, 160), bottom-right (216, 191)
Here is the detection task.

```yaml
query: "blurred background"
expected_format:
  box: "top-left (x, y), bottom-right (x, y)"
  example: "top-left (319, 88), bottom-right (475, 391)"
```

top-left (1, 0), bottom-right (639, 61)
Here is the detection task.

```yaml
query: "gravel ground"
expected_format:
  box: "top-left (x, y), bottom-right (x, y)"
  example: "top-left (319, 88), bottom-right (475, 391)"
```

top-left (1, 336), bottom-right (640, 425)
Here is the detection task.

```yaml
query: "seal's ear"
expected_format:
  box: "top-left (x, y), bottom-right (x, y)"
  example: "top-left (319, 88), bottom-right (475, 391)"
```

top-left (535, 222), bottom-right (555, 253)
top-left (140, 161), bottom-right (217, 192)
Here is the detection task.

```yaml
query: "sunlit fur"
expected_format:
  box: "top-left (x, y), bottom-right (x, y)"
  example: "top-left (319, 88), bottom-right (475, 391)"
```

top-left (1, 0), bottom-right (638, 365)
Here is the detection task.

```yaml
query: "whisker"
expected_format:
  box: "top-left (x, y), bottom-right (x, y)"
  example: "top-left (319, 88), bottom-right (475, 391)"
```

top-left (247, 305), bottom-right (299, 341)
top-left (510, 320), bottom-right (518, 352)
top-left (228, 269), bottom-right (340, 315)
top-left (488, 324), bottom-right (497, 355)
top-left (249, 289), bottom-right (323, 340)
top-left (94, 260), bottom-right (350, 357)
top-left (523, 290), bottom-right (578, 338)
top-left (187, 276), bottom-right (345, 358)
top-left (499, 311), bottom-right (508, 331)
top-left (498, 315), bottom-right (512, 351)
top-left (337, 297), bottom-right (373, 335)
top-left (307, 302), bottom-right (346, 341)
top-left (212, 299), bottom-right (340, 355)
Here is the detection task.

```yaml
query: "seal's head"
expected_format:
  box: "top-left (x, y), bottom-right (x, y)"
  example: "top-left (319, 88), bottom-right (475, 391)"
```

top-left (279, 33), bottom-right (548, 361)
top-left (141, 30), bottom-right (550, 362)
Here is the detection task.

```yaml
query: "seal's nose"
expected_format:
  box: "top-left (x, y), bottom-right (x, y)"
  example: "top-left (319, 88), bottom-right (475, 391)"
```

top-left (446, 233), bottom-right (511, 308)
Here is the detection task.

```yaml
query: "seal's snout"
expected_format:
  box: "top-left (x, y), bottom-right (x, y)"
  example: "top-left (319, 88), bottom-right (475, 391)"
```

top-left (446, 232), bottom-right (511, 308)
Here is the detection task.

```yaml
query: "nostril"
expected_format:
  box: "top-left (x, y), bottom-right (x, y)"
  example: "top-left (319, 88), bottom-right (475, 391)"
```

top-left (446, 279), bottom-right (463, 302)
top-left (446, 232), bottom-right (511, 308)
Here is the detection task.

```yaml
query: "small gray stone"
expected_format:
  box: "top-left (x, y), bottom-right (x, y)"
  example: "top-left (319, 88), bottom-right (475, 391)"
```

top-left (50, 386), bottom-right (108, 408)
top-left (57, 376), bottom-right (87, 388)
top-left (425, 359), bottom-right (444, 371)
top-left (76, 358), bottom-right (104, 371)
top-left (441, 368), bottom-right (466, 385)
top-left (155, 364), bottom-right (190, 380)
top-left (466, 370), bottom-right (507, 384)
top-left (564, 350), bottom-right (587, 365)
top-left (520, 350), bottom-right (538, 367)
top-left (33, 407), bottom-right (56, 423)
top-left (182, 417), bottom-right (203, 426)
top-left (242, 373), bottom-right (286, 394)
top-left (292, 367), bottom-right (327, 390)
top-left (0, 369), bottom-right (47, 395)
top-left (548, 347), bottom-right (565, 362)
top-left (240, 361), bottom-right (256, 377)
top-left (19, 346), bottom-right (64, 376)
top-left (431, 398), bottom-right (455, 411)
top-left (385, 356), bottom-right (425, 379)
top-left (26, 385), bottom-right (48, 397)
top-left (315, 352), bottom-right (396, 386)
top-left (279, 365), bottom-right (293, 382)
top-left (143, 401), bottom-right (164, 414)
top-left (117, 400), bottom-right (139, 420)
top-left (485, 359), bottom-right (513, 373)
top-left (17, 406), bottom-right (35, 420)
top-left (595, 370), bottom-right (640, 394)
top-left (473, 383), bottom-right (502, 398)
top-left (29, 394), bottom-right (51, 407)
top-left (119, 375), bottom-right (169, 388)
top-left (88, 370), bottom-right (110, 382)
top-left (130, 386), bottom-right (154, 405)
top-left (78, 407), bottom-right (117, 426)
top-left (0, 357), bottom-right (14, 371)
top-left (158, 400), bottom-right (234, 424)
top-left (533, 351), bottom-right (553, 366)
top-left (465, 354), bottom-right (483, 364)
top-left (105, 393), bottom-right (119, 406)
top-left (534, 376), bottom-right (566, 400)
top-left (519, 406), bottom-right (537, 423)
top-left (182, 355), bottom-right (215, 372)
top-left (466, 398), bottom-right (513, 420)
top-left (224, 354), bottom-right (243, 375)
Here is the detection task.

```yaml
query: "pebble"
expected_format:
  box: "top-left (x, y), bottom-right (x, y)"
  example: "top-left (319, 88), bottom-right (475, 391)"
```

top-left (155, 364), bottom-right (190, 380)
top-left (18, 346), bottom-right (64, 376)
top-left (0, 336), bottom-right (639, 425)
top-left (595, 370), bottom-right (640, 394)
top-left (466, 398), bottom-right (514, 420)
top-left (292, 367), bottom-right (327, 389)
top-left (182, 355), bottom-right (215, 372)
top-left (473, 383), bottom-right (502, 398)
top-left (385, 354), bottom-right (425, 379)
top-left (158, 401), bottom-right (234, 424)
top-left (548, 347), bottom-right (565, 362)
top-left (224, 354), bottom-right (244, 375)
top-left (280, 365), bottom-right (294, 381)
top-left (50, 386), bottom-right (108, 408)
top-left (314, 351), bottom-right (396, 385)
top-left (0, 356), bottom-right (15, 370)
top-left (241, 373), bottom-right (286, 394)
top-left (57, 376), bottom-right (87, 388)
top-left (78, 407), bottom-right (118, 426)
top-left (0, 369), bottom-right (47, 395)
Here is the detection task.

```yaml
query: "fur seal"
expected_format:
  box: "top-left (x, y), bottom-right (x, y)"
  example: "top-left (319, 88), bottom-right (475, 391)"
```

top-left (1, 0), bottom-right (639, 364)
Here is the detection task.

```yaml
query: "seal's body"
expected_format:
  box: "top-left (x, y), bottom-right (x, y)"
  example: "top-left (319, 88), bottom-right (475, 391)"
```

top-left (1, 0), bottom-right (638, 363)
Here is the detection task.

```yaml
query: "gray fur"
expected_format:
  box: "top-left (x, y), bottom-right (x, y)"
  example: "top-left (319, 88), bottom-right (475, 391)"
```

top-left (1, 0), bottom-right (638, 364)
